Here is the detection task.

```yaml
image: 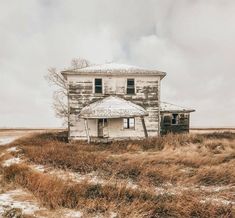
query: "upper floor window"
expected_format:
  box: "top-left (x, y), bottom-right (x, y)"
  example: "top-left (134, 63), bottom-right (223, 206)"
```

top-left (127, 79), bottom-right (135, 95)
top-left (123, 117), bottom-right (135, 129)
top-left (95, 78), bottom-right (102, 94)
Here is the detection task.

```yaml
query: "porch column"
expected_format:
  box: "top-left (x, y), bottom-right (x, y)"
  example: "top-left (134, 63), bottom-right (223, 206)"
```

top-left (84, 118), bottom-right (91, 143)
top-left (141, 116), bottom-right (148, 138)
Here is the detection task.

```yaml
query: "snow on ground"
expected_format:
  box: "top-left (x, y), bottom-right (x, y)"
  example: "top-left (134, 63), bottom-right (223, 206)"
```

top-left (154, 183), bottom-right (235, 206)
top-left (0, 146), bottom-right (23, 167)
top-left (0, 137), bottom-right (16, 146)
top-left (32, 165), bottom-right (106, 184)
top-left (110, 212), bottom-right (118, 218)
top-left (0, 189), bottom-right (41, 215)
top-left (201, 197), bottom-right (235, 206)
top-left (30, 164), bottom-right (46, 172)
top-left (0, 189), bottom-right (84, 217)
top-left (64, 210), bottom-right (83, 218)
top-left (30, 163), bottom-right (138, 190)
top-left (6, 146), bottom-right (20, 153)
top-left (200, 185), bottom-right (235, 192)
top-left (2, 157), bottom-right (22, 167)
top-left (0, 130), bottom-right (84, 217)
top-left (0, 152), bottom-right (5, 158)
top-left (0, 131), bottom-right (234, 215)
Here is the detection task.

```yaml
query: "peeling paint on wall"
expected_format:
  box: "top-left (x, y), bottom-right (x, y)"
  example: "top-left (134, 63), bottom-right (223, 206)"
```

top-left (67, 75), bottom-right (161, 140)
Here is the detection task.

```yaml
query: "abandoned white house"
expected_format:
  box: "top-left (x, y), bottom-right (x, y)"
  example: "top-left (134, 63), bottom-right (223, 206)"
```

top-left (61, 63), bottom-right (194, 142)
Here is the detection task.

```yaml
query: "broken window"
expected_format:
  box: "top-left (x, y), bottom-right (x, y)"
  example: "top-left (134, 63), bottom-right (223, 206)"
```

top-left (95, 78), bottom-right (102, 94)
top-left (172, 114), bottom-right (179, 125)
top-left (123, 118), bottom-right (135, 129)
top-left (163, 115), bottom-right (171, 125)
top-left (127, 79), bottom-right (135, 95)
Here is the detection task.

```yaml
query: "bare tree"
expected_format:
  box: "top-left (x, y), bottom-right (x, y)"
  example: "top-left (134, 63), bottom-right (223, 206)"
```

top-left (46, 58), bottom-right (92, 128)
top-left (70, 57), bottom-right (91, 70)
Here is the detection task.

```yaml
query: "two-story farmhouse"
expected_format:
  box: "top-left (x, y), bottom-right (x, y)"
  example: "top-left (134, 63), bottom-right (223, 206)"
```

top-left (61, 63), bottom-right (194, 142)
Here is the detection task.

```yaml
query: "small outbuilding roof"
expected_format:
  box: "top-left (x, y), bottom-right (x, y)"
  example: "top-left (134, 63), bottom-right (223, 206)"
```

top-left (160, 102), bottom-right (195, 113)
top-left (62, 63), bottom-right (166, 79)
top-left (80, 96), bottom-right (148, 119)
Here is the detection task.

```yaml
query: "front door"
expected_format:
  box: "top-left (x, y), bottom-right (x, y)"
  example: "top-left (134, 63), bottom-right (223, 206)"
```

top-left (98, 119), bottom-right (108, 138)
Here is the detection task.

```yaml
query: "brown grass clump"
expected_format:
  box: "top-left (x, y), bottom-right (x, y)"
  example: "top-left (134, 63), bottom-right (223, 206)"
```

top-left (202, 131), bottom-right (235, 140)
top-left (2, 164), bottom-right (233, 217)
top-left (195, 164), bottom-right (235, 186)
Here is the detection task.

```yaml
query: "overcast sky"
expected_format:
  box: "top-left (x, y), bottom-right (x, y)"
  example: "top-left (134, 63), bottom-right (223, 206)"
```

top-left (0, 0), bottom-right (234, 128)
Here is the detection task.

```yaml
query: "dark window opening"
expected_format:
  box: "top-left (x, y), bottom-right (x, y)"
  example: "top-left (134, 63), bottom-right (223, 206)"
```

top-left (123, 118), bottom-right (135, 129)
top-left (172, 114), bottom-right (179, 125)
top-left (163, 115), bottom-right (171, 125)
top-left (127, 79), bottom-right (135, 94)
top-left (95, 78), bottom-right (102, 94)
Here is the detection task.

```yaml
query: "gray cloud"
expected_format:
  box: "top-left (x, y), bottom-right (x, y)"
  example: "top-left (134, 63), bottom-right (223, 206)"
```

top-left (0, 0), bottom-right (234, 127)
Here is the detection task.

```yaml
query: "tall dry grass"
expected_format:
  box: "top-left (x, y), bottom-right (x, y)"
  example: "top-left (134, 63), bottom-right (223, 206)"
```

top-left (3, 131), bottom-right (235, 216)
top-left (2, 164), bottom-right (233, 217)
top-left (9, 131), bottom-right (234, 188)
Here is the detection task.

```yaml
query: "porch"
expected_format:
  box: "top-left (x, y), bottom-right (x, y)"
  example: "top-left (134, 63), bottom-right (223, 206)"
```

top-left (79, 96), bottom-right (149, 143)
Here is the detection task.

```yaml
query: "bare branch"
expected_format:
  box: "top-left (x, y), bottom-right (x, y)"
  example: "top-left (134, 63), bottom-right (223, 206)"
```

top-left (70, 58), bottom-right (91, 70)
top-left (45, 68), bottom-right (67, 90)
top-left (45, 57), bottom-right (92, 128)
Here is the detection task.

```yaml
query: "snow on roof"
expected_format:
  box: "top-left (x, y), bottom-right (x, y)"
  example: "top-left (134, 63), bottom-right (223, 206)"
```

top-left (62, 63), bottom-right (166, 78)
top-left (160, 102), bottom-right (195, 113)
top-left (80, 96), bottom-right (148, 118)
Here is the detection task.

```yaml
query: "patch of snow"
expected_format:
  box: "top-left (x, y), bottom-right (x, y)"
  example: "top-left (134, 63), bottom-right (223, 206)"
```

top-left (2, 157), bottom-right (22, 167)
top-left (64, 210), bottom-right (83, 218)
top-left (126, 180), bottom-right (138, 189)
top-left (89, 174), bottom-right (105, 184)
top-left (160, 102), bottom-right (194, 112)
top-left (30, 163), bottom-right (140, 192)
top-left (49, 169), bottom-right (105, 185)
top-left (6, 147), bottom-right (20, 153)
top-left (72, 63), bottom-right (164, 76)
top-left (201, 197), bottom-right (235, 206)
top-left (200, 185), bottom-right (235, 192)
top-left (80, 96), bottom-right (148, 119)
top-left (110, 211), bottom-right (118, 218)
top-left (0, 189), bottom-right (41, 215)
top-left (155, 183), bottom-right (235, 197)
top-left (0, 137), bottom-right (16, 146)
top-left (0, 152), bottom-right (5, 158)
top-left (155, 187), bottom-right (166, 195)
top-left (30, 164), bottom-right (45, 172)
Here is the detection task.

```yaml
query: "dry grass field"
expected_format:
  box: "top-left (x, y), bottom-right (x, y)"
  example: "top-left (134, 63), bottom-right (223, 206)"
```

top-left (0, 130), bottom-right (234, 217)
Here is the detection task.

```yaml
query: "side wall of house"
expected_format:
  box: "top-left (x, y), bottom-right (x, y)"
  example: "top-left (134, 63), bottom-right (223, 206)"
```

top-left (67, 74), bottom-right (161, 140)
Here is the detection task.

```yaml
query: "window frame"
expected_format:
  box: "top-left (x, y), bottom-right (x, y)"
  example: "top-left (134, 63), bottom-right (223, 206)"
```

top-left (126, 78), bottom-right (135, 95)
top-left (94, 78), bottom-right (103, 94)
top-left (123, 117), bottom-right (135, 129)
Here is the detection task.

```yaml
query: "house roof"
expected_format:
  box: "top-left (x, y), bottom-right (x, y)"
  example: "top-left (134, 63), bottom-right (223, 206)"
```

top-left (160, 102), bottom-right (195, 113)
top-left (80, 96), bottom-right (148, 119)
top-left (61, 63), bottom-right (166, 79)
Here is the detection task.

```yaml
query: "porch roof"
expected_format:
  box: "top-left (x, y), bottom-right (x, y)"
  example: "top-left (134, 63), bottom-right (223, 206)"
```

top-left (80, 96), bottom-right (148, 119)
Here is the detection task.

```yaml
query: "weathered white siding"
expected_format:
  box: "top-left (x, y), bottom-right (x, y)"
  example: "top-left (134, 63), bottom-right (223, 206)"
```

top-left (67, 74), bottom-right (161, 140)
